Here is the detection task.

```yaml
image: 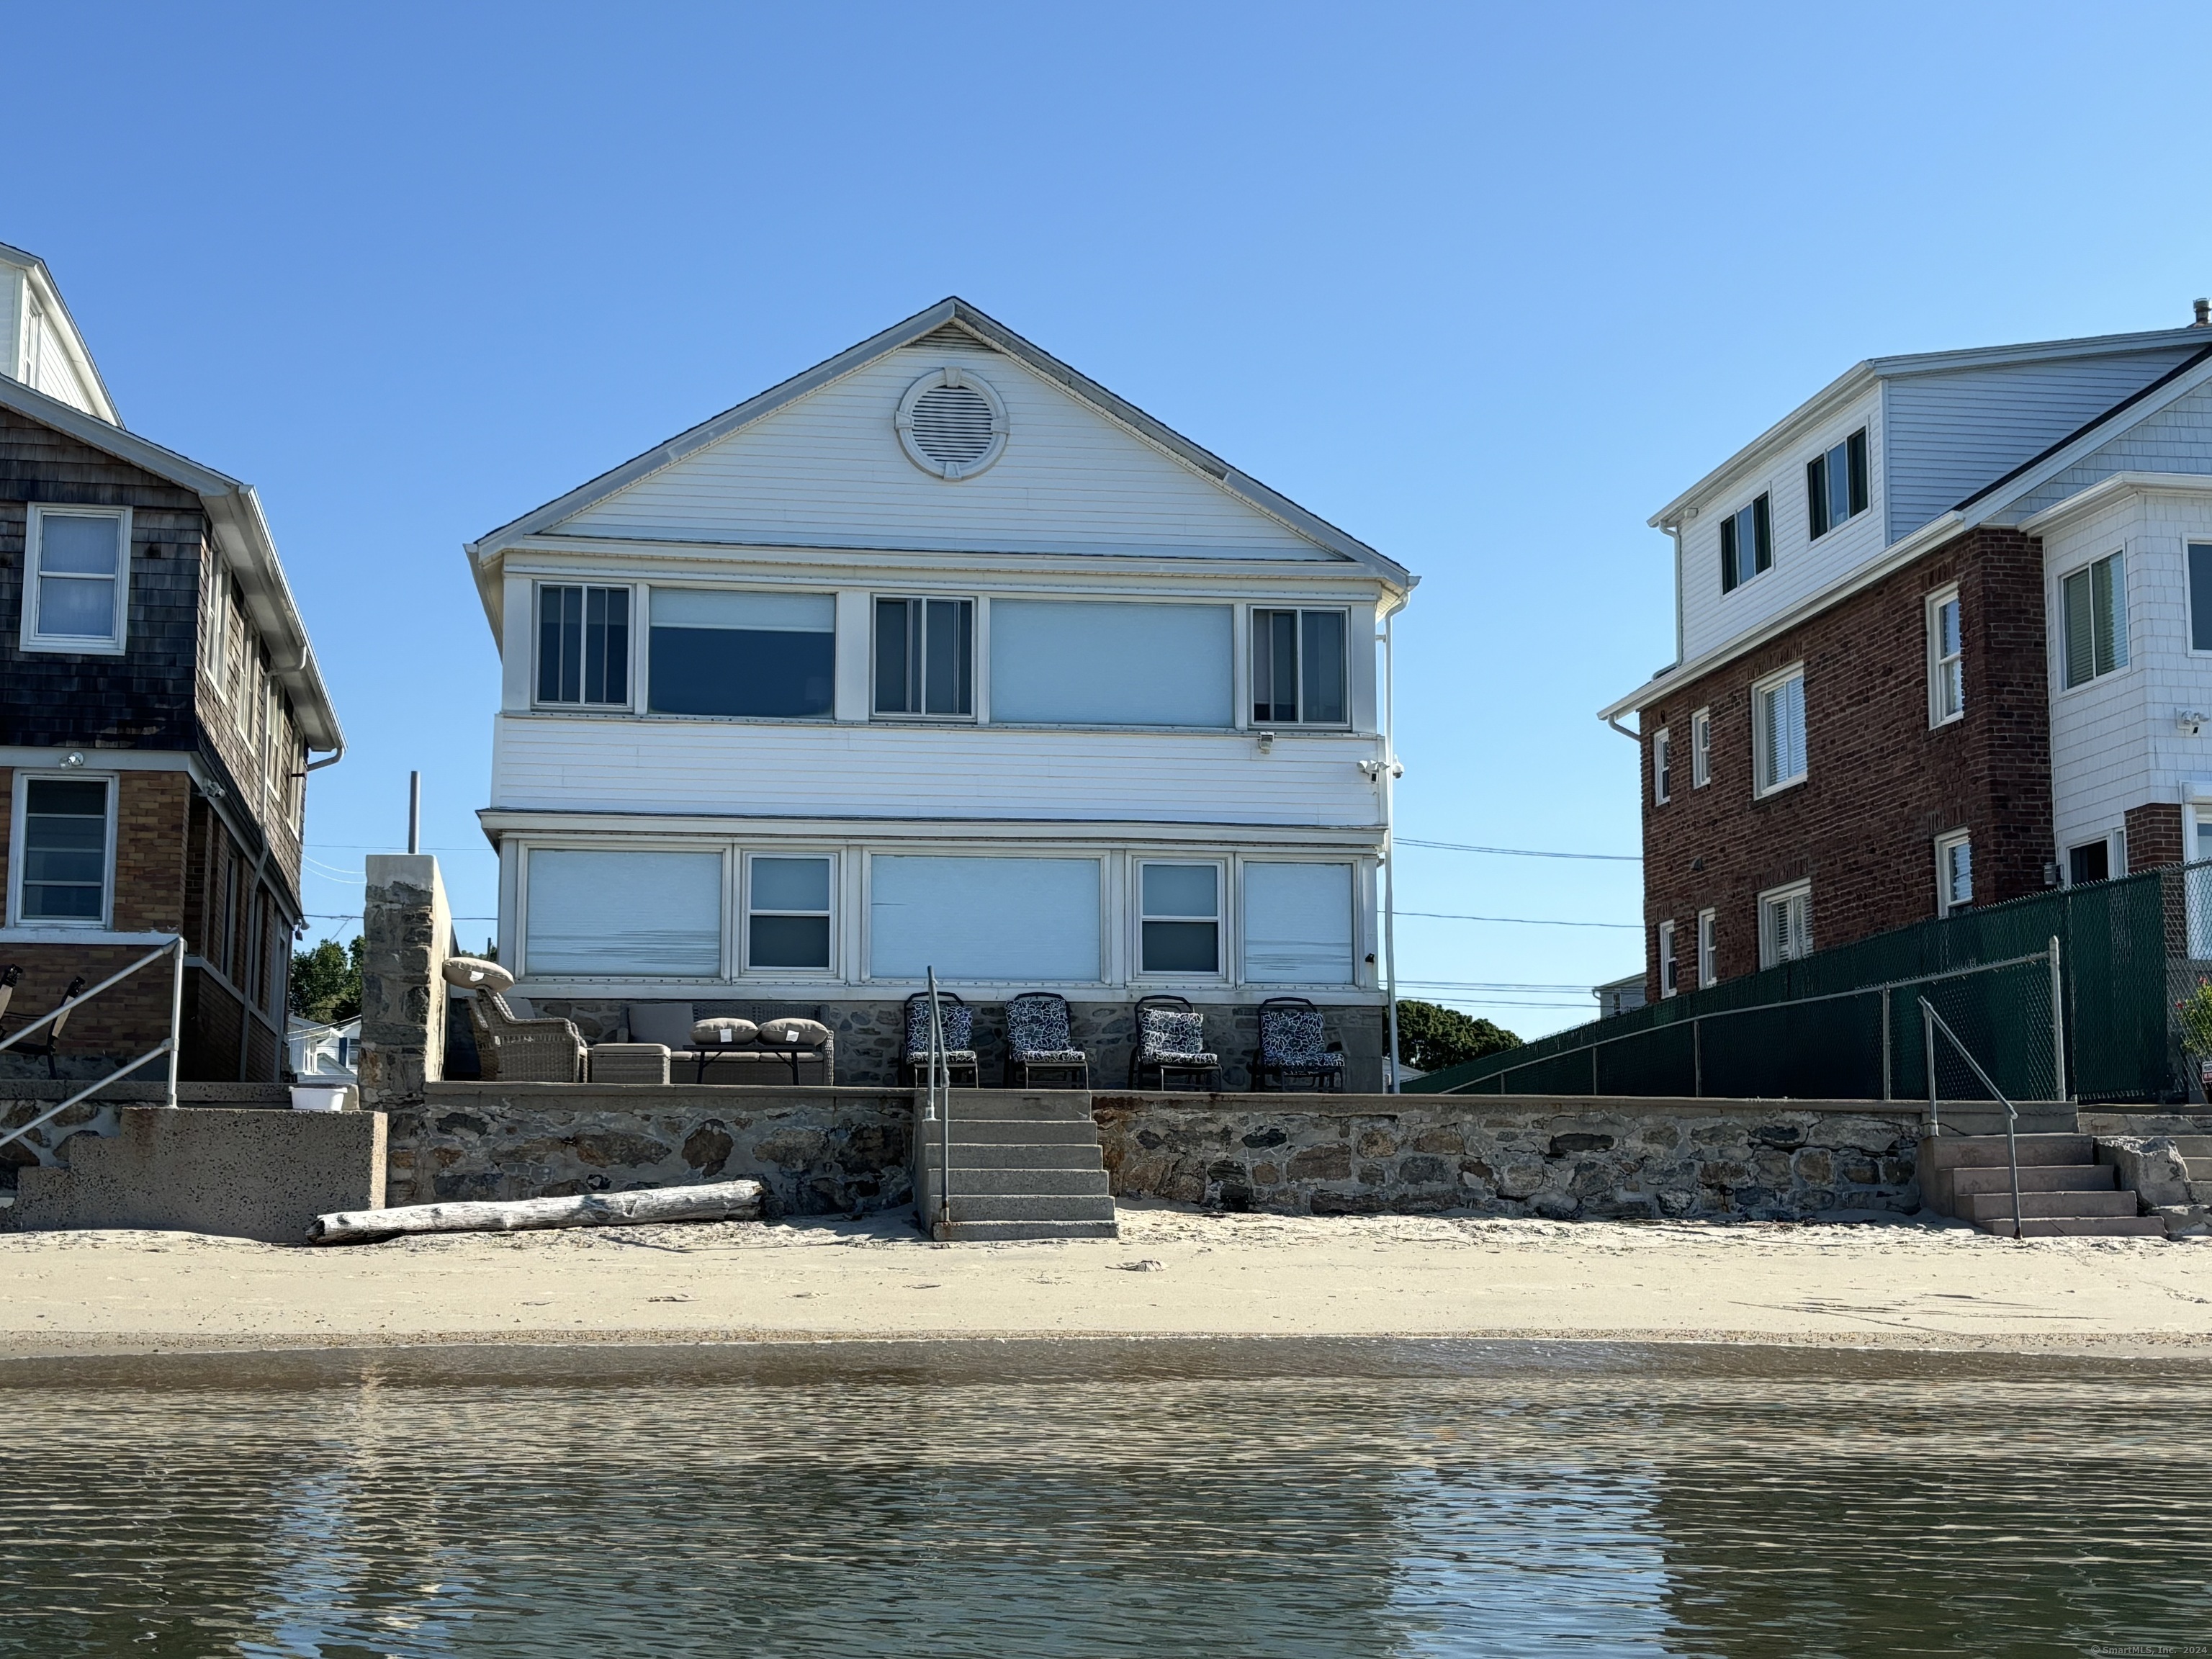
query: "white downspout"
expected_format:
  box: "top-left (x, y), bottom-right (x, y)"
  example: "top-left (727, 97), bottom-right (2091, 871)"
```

top-left (1377, 598), bottom-right (1408, 1092)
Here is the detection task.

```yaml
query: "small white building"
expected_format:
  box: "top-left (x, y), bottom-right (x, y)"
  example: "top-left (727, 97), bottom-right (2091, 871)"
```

top-left (286, 1016), bottom-right (358, 1081)
top-left (464, 300), bottom-right (1416, 1085)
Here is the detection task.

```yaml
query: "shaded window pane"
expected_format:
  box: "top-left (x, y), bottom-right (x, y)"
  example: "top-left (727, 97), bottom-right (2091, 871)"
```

top-left (1720, 515), bottom-right (1738, 592)
top-left (1300, 611), bottom-right (1345, 723)
top-left (38, 514), bottom-right (119, 575)
top-left (1807, 454), bottom-right (1830, 539)
top-left (750, 914), bottom-right (830, 970)
top-left (2191, 545), bottom-right (2212, 652)
top-left (1141, 919), bottom-right (1218, 974)
top-left (1752, 495), bottom-right (1772, 573)
top-left (37, 576), bottom-right (115, 638)
top-left (923, 599), bottom-right (972, 715)
top-left (1826, 441), bottom-right (1851, 533)
top-left (649, 589), bottom-right (835, 719)
top-left (2063, 568), bottom-right (2093, 687)
top-left (20, 778), bottom-right (108, 921)
top-left (1847, 429), bottom-right (1869, 516)
top-left (874, 598), bottom-right (914, 713)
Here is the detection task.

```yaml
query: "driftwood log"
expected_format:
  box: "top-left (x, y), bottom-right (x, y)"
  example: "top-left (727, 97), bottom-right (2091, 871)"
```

top-left (308, 1179), bottom-right (765, 1245)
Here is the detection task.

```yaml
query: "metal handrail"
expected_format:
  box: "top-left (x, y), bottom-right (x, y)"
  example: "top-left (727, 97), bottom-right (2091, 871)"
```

top-left (924, 967), bottom-right (951, 1238)
top-left (0, 936), bottom-right (186, 1154)
top-left (1920, 995), bottom-right (2025, 1240)
top-left (1456, 944), bottom-right (2061, 1100)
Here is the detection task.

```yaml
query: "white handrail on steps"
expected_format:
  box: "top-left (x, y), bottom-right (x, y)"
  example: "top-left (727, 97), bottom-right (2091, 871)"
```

top-left (0, 936), bottom-right (186, 1155)
top-left (1920, 994), bottom-right (2026, 1241)
top-left (925, 966), bottom-right (951, 1237)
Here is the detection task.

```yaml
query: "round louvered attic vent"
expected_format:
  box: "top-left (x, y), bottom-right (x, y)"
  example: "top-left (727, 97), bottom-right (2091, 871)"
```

top-left (896, 366), bottom-right (1007, 479)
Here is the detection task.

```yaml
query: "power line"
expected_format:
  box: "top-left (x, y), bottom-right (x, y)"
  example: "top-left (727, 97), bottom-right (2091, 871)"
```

top-left (1394, 979), bottom-right (1600, 992)
top-left (1398, 837), bottom-right (1641, 863)
top-left (1398, 908), bottom-right (1637, 930)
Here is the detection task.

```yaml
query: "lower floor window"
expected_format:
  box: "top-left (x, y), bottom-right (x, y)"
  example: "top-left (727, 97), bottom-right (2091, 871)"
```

top-left (1935, 830), bottom-right (1973, 917)
top-left (1758, 881), bottom-right (1812, 969)
top-left (525, 850), bottom-right (725, 977)
top-left (12, 775), bottom-right (112, 925)
top-left (746, 856), bottom-right (833, 971)
top-left (2067, 838), bottom-right (2111, 886)
top-left (1696, 909), bottom-right (1716, 989)
top-left (1657, 920), bottom-right (1678, 997)
top-left (1139, 862), bottom-right (1222, 975)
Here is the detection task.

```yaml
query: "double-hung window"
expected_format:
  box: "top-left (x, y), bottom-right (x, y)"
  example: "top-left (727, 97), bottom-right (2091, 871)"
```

top-left (1719, 494), bottom-right (1771, 593)
top-left (1758, 881), bottom-right (1812, 968)
top-left (2061, 553), bottom-right (2127, 689)
top-left (1652, 728), bottom-right (1671, 804)
top-left (2189, 544), bottom-right (2212, 652)
top-left (536, 584), bottom-right (631, 707)
top-left (1657, 920), bottom-right (1678, 997)
top-left (1696, 908), bottom-right (1717, 988)
top-left (1806, 430), bottom-right (1869, 539)
top-left (1250, 608), bottom-right (1348, 725)
top-left (1138, 862), bottom-right (1221, 976)
top-left (745, 855), bottom-right (834, 972)
top-left (1934, 830), bottom-right (1973, 917)
top-left (873, 596), bottom-right (974, 718)
top-left (1690, 707), bottom-right (1712, 788)
top-left (1928, 586), bottom-right (1964, 725)
top-left (9, 775), bottom-right (113, 927)
top-left (1752, 666), bottom-right (1807, 796)
top-left (21, 506), bottom-right (128, 655)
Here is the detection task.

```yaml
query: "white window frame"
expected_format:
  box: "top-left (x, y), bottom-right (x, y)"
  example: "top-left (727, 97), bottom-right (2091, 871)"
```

top-left (2188, 543), bottom-right (2212, 657)
top-left (533, 580), bottom-right (636, 711)
top-left (2057, 550), bottom-right (2130, 693)
top-left (1247, 606), bottom-right (1352, 728)
top-left (1133, 856), bottom-right (1228, 981)
top-left (1696, 908), bottom-right (1717, 989)
top-left (870, 593), bottom-right (978, 721)
top-left (1652, 728), bottom-right (1671, 805)
top-left (516, 842), bottom-right (734, 984)
top-left (1757, 880), bottom-right (1812, 970)
top-left (20, 504), bottom-right (130, 657)
top-left (1690, 707), bottom-right (1711, 788)
top-left (1750, 663), bottom-right (1808, 798)
top-left (1933, 829), bottom-right (1973, 918)
top-left (6, 769), bottom-right (119, 930)
top-left (1657, 919), bottom-right (1678, 997)
top-left (1926, 584), bottom-right (1964, 728)
top-left (740, 850), bottom-right (838, 977)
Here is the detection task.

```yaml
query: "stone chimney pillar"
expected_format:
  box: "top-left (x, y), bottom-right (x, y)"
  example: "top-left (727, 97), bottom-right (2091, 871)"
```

top-left (357, 854), bottom-right (451, 1110)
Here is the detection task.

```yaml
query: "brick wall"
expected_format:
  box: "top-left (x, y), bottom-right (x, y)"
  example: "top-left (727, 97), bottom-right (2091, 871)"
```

top-left (2125, 802), bottom-right (2184, 871)
top-left (1639, 526), bottom-right (2057, 999)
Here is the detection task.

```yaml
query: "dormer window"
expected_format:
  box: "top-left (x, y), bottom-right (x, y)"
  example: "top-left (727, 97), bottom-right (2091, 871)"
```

top-left (1719, 494), bottom-right (1771, 593)
top-left (1807, 430), bottom-right (1869, 539)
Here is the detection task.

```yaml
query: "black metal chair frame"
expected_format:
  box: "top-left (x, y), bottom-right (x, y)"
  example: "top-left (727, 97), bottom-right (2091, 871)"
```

top-left (1128, 994), bottom-right (1222, 1092)
top-left (900, 989), bottom-right (979, 1088)
top-left (1003, 991), bottom-right (1090, 1089)
top-left (1249, 995), bottom-right (1346, 1093)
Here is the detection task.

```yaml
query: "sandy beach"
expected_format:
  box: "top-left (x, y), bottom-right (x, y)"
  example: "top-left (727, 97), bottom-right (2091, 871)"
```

top-left (5, 1203), bottom-right (2212, 1360)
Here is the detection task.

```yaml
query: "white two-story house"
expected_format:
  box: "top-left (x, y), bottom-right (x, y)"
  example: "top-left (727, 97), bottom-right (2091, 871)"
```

top-left (466, 300), bottom-right (1414, 1086)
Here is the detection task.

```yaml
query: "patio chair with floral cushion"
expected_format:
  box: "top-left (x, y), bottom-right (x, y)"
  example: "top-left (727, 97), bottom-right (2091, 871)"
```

top-left (1004, 992), bottom-right (1089, 1089)
top-left (442, 956), bottom-right (586, 1083)
top-left (901, 991), bottom-right (979, 1088)
top-left (1128, 994), bottom-right (1220, 1092)
top-left (1250, 997), bottom-right (1346, 1092)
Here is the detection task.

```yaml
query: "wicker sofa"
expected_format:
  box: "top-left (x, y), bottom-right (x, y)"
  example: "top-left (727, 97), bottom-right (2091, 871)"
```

top-left (625, 1002), bottom-right (836, 1085)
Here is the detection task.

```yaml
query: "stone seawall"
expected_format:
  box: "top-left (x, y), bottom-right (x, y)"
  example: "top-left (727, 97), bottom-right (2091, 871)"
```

top-left (1091, 1094), bottom-right (1932, 1220)
top-left (386, 1084), bottom-right (914, 1218)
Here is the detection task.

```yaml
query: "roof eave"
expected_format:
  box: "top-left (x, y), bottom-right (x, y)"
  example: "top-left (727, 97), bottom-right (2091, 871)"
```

top-left (0, 240), bottom-right (123, 426)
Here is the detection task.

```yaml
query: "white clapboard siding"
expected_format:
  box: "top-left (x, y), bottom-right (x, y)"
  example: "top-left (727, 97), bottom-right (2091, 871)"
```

top-left (557, 342), bottom-right (1334, 559)
top-left (1884, 349), bottom-right (2199, 540)
top-left (1677, 389), bottom-right (1884, 667)
top-left (492, 715), bottom-right (1382, 829)
top-left (0, 266), bottom-right (19, 384)
top-left (2013, 385), bottom-right (2212, 518)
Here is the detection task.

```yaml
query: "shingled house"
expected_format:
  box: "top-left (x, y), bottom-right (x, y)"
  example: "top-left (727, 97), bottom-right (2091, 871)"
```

top-left (1, 241), bottom-right (341, 1081)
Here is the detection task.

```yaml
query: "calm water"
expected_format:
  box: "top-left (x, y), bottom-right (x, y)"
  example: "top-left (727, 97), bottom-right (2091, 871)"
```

top-left (2, 1340), bottom-right (2208, 1658)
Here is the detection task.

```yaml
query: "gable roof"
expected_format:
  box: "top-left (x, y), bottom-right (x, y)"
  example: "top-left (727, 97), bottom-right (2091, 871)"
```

top-left (0, 372), bottom-right (342, 751)
top-left (466, 297), bottom-right (1411, 588)
top-left (1648, 320), bottom-right (2212, 531)
top-left (0, 239), bottom-right (120, 426)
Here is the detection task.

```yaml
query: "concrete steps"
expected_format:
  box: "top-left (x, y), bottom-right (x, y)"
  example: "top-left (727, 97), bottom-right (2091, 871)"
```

top-left (2168, 1136), bottom-right (2212, 1187)
top-left (1921, 1133), bottom-right (2161, 1238)
top-left (913, 1089), bottom-right (1119, 1243)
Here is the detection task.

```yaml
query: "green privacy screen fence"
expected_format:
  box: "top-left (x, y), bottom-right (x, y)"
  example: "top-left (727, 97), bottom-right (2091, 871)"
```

top-left (1408, 860), bottom-right (2206, 1105)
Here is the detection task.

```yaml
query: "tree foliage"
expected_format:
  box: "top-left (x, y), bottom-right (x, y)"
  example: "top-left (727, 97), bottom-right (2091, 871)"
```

top-left (290, 936), bottom-right (364, 1025)
top-left (1394, 999), bottom-right (1521, 1073)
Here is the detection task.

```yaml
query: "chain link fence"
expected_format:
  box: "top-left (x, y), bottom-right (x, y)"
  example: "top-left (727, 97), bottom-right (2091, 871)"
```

top-left (1411, 858), bottom-right (2212, 1104)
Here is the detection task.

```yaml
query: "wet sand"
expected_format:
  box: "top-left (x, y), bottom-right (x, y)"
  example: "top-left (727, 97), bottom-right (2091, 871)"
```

top-left (4, 1202), bottom-right (2211, 1360)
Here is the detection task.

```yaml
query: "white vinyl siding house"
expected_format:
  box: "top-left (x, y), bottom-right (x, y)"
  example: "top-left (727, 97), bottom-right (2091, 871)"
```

top-left (471, 301), bottom-right (1410, 1074)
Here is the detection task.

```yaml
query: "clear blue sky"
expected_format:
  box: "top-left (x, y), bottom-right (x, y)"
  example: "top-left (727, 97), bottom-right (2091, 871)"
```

top-left (12, 3), bottom-right (2212, 1036)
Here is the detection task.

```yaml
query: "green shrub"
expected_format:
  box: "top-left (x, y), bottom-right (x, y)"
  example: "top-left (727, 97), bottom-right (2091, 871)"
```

top-left (2177, 977), bottom-right (2212, 1057)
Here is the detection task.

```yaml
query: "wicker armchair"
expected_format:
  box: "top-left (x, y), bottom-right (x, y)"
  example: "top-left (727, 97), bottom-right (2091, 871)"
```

top-left (1004, 992), bottom-right (1089, 1088)
top-left (901, 991), bottom-right (979, 1087)
top-left (444, 956), bottom-right (585, 1083)
top-left (1250, 997), bottom-right (1346, 1092)
top-left (1128, 995), bottom-right (1220, 1092)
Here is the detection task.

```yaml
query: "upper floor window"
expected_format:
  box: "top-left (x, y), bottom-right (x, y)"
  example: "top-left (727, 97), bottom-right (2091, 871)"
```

top-left (2188, 543), bottom-right (2212, 652)
top-left (649, 588), bottom-right (834, 719)
top-left (1928, 586), bottom-right (1964, 726)
top-left (1807, 431), bottom-right (1869, 539)
top-left (1251, 608), bottom-right (1348, 725)
top-left (9, 775), bottom-right (113, 927)
top-left (2060, 552), bottom-right (2127, 690)
top-left (1652, 728), bottom-right (1671, 804)
top-left (873, 596), bottom-right (974, 719)
top-left (536, 583), bottom-right (631, 707)
top-left (991, 601), bottom-right (1233, 728)
top-left (1719, 495), bottom-right (1771, 593)
top-left (1690, 707), bottom-right (1712, 787)
top-left (21, 506), bottom-right (127, 655)
top-left (1752, 665), bottom-right (1807, 796)
top-left (1657, 919), bottom-right (1678, 997)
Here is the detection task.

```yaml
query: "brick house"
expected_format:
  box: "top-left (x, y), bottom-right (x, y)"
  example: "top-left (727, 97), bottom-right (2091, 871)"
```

top-left (1, 241), bottom-right (341, 1081)
top-left (1601, 302), bottom-right (2212, 1002)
